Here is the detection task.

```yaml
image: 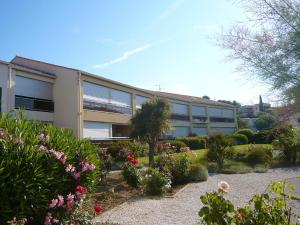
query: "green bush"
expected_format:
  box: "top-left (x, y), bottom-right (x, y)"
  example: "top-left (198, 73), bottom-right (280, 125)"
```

top-left (188, 164), bottom-right (208, 182)
top-left (176, 137), bottom-right (207, 150)
top-left (207, 162), bottom-right (219, 173)
top-left (252, 130), bottom-right (273, 144)
top-left (236, 129), bottom-right (255, 143)
top-left (122, 162), bottom-right (140, 188)
top-left (272, 125), bottom-right (300, 163)
top-left (246, 146), bottom-right (273, 165)
top-left (0, 113), bottom-right (99, 225)
top-left (141, 168), bottom-right (171, 195)
top-left (207, 134), bottom-right (234, 169)
top-left (170, 154), bottom-right (191, 185)
top-left (107, 141), bottom-right (147, 161)
top-left (230, 133), bottom-right (248, 145)
top-left (168, 140), bottom-right (187, 152)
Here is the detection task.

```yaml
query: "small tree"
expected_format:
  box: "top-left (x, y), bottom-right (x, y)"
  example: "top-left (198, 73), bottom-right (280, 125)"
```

top-left (130, 98), bottom-right (170, 166)
top-left (255, 112), bottom-right (276, 130)
top-left (207, 133), bottom-right (234, 169)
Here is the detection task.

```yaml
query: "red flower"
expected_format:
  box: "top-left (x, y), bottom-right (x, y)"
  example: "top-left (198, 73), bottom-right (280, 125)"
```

top-left (94, 204), bottom-right (103, 215)
top-left (130, 159), bottom-right (138, 166)
top-left (127, 154), bottom-right (134, 161)
top-left (76, 185), bottom-right (88, 194)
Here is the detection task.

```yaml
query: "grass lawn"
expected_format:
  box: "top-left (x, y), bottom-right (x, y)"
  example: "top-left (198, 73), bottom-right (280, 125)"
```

top-left (138, 144), bottom-right (273, 173)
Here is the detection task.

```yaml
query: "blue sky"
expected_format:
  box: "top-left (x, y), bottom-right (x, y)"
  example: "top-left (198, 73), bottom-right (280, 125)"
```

top-left (0, 0), bottom-right (273, 105)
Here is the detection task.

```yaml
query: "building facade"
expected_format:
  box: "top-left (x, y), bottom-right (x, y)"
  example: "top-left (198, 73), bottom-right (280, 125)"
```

top-left (0, 56), bottom-right (237, 140)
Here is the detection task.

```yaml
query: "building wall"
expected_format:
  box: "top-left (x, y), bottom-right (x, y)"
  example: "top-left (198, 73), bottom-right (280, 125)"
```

top-left (0, 63), bottom-right (9, 113)
top-left (11, 57), bottom-right (80, 136)
top-left (4, 57), bottom-right (238, 140)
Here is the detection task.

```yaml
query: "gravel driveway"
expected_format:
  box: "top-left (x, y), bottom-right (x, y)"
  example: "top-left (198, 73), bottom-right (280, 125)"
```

top-left (94, 167), bottom-right (300, 225)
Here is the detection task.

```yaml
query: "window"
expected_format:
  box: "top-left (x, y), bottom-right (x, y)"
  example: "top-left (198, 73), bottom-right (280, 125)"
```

top-left (83, 81), bottom-right (132, 115)
top-left (15, 95), bottom-right (54, 112)
top-left (210, 117), bottom-right (234, 123)
top-left (136, 95), bottom-right (150, 109)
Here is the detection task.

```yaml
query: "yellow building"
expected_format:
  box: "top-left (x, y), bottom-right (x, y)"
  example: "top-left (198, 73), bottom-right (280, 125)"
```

top-left (0, 56), bottom-right (237, 140)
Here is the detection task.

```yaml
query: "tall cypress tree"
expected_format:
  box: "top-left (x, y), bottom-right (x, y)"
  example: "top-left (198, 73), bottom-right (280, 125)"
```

top-left (259, 95), bottom-right (264, 112)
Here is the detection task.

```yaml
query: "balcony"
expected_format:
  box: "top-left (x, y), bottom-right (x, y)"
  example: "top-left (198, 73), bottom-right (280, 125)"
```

top-left (192, 116), bottom-right (207, 123)
top-left (209, 117), bottom-right (234, 123)
top-left (83, 100), bottom-right (132, 115)
top-left (170, 113), bottom-right (190, 121)
top-left (15, 95), bottom-right (54, 112)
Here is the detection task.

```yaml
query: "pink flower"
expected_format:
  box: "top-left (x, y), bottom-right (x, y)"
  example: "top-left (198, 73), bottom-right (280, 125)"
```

top-left (49, 198), bottom-right (58, 208)
top-left (65, 164), bottom-right (76, 173)
top-left (52, 151), bottom-right (63, 160)
top-left (81, 162), bottom-right (95, 172)
top-left (39, 134), bottom-right (49, 143)
top-left (66, 193), bottom-right (75, 211)
top-left (72, 172), bottom-right (81, 180)
top-left (59, 155), bottom-right (67, 164)
top-left (44, 212), bottom-right (52, 225)
top-left (218, 181), bottom-right (230, 192)
top-left (39, 145), bottom-right (48, 152)
top-left (57, 195), bottom-right (64, 207)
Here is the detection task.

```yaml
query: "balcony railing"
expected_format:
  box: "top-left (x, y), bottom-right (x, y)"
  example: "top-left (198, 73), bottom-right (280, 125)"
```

top-left (15, 95), bottom-right (54, 112)
top-left (170, 113), bottom-right (190, 121)
top-left (192, 116), bottom-right (207, 123)
top-left (209, 117), bottom-right (234, 123)
top-left (83, 100), bottom-right (132, 115)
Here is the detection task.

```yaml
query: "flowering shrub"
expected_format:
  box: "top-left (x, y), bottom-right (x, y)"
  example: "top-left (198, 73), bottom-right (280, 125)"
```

top-left (199, 180), bottom-right (299, 225)
top-left (0, 113), bottom-right (101, 225)
top-left (170, 154), bottom-right (191, 185)
top-left (141, 168), bottom-right (171, 195)
top-left (122, 154), bottom-right (140, 188)
top-left (207, 133), bottom-right (234, 169)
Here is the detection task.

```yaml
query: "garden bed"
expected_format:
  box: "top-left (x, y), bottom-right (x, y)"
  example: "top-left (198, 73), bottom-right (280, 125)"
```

top-left (83, 170), bottom-right (188, 215)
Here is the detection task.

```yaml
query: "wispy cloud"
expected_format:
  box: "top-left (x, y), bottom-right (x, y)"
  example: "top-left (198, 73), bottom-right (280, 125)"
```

top-left (93, 44), bottom-right (152, 69)
top-left (150, 0), bottom-right (186, 28)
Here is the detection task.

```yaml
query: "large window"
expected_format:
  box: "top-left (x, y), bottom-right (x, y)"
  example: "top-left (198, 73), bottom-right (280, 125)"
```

top-left (171, 102), bottom-right (189, 121)
top-left (208, 107), bottom-right (235, 123)
top-left (15, 76), bottom-right (54, 112)
top-left (192, 105), bottom-right (207, 122)
top-left (83, 81), bottom-right (132, 115)
top-left (136, 95), bottom-right (150, 109)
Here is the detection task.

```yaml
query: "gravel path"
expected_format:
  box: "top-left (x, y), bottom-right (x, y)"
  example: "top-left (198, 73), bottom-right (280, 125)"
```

top-left (94, 167), bottom-right (300, 225)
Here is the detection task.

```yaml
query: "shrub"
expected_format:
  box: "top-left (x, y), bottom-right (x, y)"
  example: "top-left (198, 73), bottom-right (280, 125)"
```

top-left (199, 181), bottom-right (298, 224)
top-left (107, 141), bottom-right (147, 161)
top-left (188, 164), bottom-right (208, 182)
top-left (236, 129), bottom-right (255, 143)
top-left (207, 162), bottom-right (219, 173)
top-left (141, 168), bottom-right (171, 195)
top-left (246, 146), bottom-right (273, 165)
top-left (176, 137), bottom-right (207, 150)
top-left (207, 134), bottom-right (234, 169)
top-left (0, 113), bottom-right (99, 225)
top-left (252, 130), bottom-right (273, 144)
top-left (230, 133), bottom-right (248, 145)
top-left (168, 140), bottom-right (187, 152)
top-left (272, 124), bottom-right (300, 163)
top-left (170, 154), bottom-right (191, 185)
top-left (122, 154), bottom-right (140, 188)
